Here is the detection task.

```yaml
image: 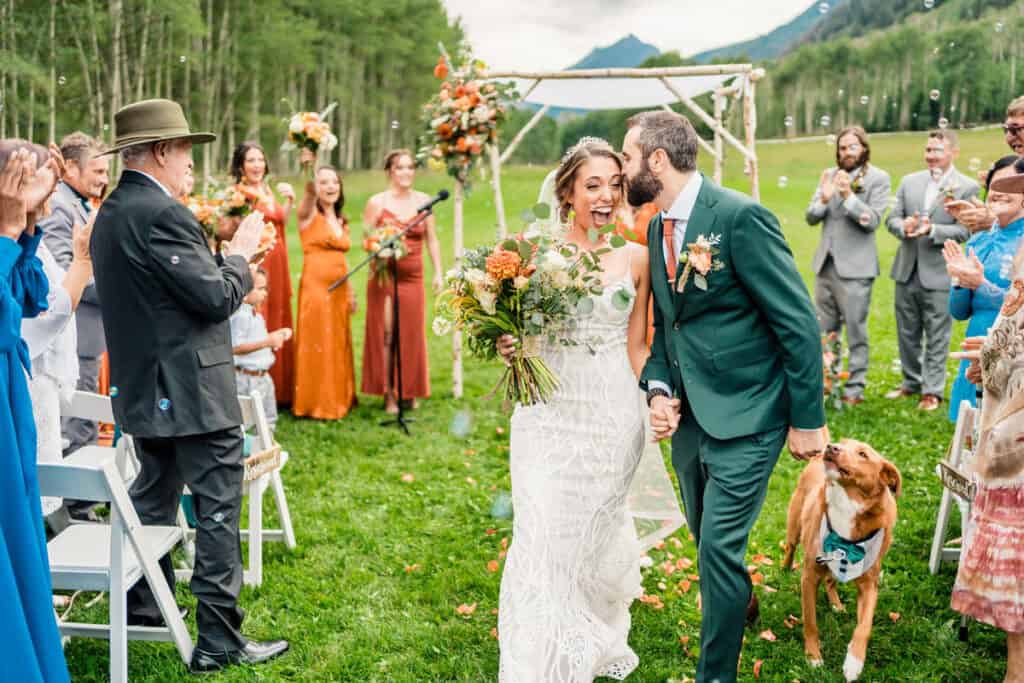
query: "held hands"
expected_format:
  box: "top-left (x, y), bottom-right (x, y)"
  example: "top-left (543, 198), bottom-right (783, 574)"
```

top-left (650, 395), bottom-right (682, 442)
top-left (787, 425), bottom-right (829, 461)
top-left (496, 334), bottom-right (517, 364)
top-left (225, 210), bottom-right (266, 263)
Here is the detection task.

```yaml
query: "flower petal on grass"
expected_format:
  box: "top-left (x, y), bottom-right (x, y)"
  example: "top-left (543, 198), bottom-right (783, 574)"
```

top-left (758, 629), bottom-right (777, 642)
top-left (401, 473), bottom-right (415, 483)
top-left (753, 659), bottom-right (764, 678)
top-left (889, 611), bottom-right (901, 622)
top-left (487, 560), bottom-right (500, 573)
top-left (455, 602), bottom-right (477, 616)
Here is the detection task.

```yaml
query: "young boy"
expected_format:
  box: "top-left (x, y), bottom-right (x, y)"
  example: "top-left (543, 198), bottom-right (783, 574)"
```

top-left (229, 268), bottom-right (291, 433)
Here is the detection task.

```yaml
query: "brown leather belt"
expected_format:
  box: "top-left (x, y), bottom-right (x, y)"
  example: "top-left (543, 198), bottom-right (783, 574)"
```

top-left (235, 367), bottom-right (268, 377)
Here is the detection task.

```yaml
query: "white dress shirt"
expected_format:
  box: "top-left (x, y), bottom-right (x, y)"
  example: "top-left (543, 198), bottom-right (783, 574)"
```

top-left (661, 174), bottom-right (704, 267)
top-left (923, 165), bottom-right (955, 214)
top-left (230, 303), bottom-right (276, 371)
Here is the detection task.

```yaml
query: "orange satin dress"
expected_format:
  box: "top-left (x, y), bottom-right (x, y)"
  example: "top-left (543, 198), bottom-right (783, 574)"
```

top-left (241, 184), bottom-right (295, 407)
top-left (292, 211), bottom-right (357, 420)
top-left (361, 208), bottom-right (431, 399)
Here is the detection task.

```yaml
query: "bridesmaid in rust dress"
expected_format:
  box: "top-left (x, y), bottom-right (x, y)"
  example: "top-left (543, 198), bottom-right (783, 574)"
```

top-left (292, 154), bottom-right (358, 419)
top-left (230, 142), bottom-right (296, 407)
top-left (362, 149), bottom-right (443, 414)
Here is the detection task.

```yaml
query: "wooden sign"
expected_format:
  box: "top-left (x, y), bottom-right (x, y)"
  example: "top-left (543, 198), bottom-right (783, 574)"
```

top-left (939, 462), bottom-right (977, 503)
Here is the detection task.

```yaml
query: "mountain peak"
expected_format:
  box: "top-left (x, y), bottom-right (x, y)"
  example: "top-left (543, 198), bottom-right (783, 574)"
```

top-left (569, 34), bottom-right (660, 70)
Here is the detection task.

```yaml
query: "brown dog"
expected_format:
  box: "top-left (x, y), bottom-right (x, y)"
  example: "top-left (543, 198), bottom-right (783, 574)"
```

top-left (782, 439), bottom-right (901, 682)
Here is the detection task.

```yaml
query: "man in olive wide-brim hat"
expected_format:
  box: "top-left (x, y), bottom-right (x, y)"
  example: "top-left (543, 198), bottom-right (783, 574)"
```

top-left (89, 98), bottom-right (288, 673)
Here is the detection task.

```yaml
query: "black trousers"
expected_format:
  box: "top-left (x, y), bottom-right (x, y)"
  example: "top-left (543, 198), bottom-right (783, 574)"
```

top-left (126, 427), bottom-right (247, 652)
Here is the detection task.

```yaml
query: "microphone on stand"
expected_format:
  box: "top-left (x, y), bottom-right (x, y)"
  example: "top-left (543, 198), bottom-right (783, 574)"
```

top-left (417, 189), bottom-right (450, 214)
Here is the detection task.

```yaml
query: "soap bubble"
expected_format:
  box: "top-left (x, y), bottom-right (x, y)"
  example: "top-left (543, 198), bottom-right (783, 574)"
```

top-left (938, 117), bottom-right (950, 129)
top-left (859, 212), bottom-right (872, 227)
top-left (390, 120), bottom-right (400, 129)
top-left (820, 114), bottom-right (832, 128)
top-left (859, 95), bottom-right (869, 105)
top-left (57, 75), bottom-right (66, 86)
top-left (996, 21), bottom-right (1005, 33)
top-left (848, 143), bottom-right (861, 155)
top-left (837, 88), bottom-right (845, 97)
top-left (103, 124), bottom-right (109, 132)
top-left (929, 89), bottom-right (941, 101)
top-left (179, 55), bottom-right (187, 63)
top-left (818, 2), bottom-right (830, 14)
top-left (826, 134), bottom-right (837, 146)
top-left (783, 115), bottom-right (794, 128)
top-left (777, 176), bottom-right (788, 188)
top-left (158, 398), bottom-right (172, 411)
top-left (450, 410), bottom-right (473, 438)
top-left (923, 0), bottom-right (934, 9)
top-left (968, 157), bottom-right (982, 172)
top-left (110, 386), bottom-right (119, 398)
top-left (170, 255), bottom-right (180, 265)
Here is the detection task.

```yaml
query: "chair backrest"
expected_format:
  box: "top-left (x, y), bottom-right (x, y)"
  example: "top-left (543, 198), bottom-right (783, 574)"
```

top-left (37, 458), bottom-right (142, 530)
top-left (948, 400), bottom-right (977, 467)
top-left (238, 392), bottom-right (274, 452)
top-left (66, 390), bottom-right (116, 423)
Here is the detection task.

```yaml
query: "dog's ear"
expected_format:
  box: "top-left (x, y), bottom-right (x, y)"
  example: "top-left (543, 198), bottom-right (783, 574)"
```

top-left (880, 459), bottom-right (902, 498)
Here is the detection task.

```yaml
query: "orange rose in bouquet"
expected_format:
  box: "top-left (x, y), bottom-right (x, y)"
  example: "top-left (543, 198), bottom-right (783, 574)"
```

top-left (283, 101), bottom-right (339, 159)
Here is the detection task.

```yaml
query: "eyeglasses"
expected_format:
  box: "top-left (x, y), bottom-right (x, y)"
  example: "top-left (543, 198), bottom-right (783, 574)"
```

top-left (1003, 125), bottom-right (1024, 136)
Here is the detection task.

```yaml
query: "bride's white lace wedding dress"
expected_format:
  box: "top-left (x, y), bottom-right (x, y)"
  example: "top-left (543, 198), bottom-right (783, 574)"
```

top-left (498, 257), bottom-right (647, 682)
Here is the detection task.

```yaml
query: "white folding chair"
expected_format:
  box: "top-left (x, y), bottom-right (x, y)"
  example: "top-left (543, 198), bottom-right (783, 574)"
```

top-left (39, 452), bottom-right (193, 683)
top-left (175, 391), bottom-right (295, 586)
top-left (929, 399), bottom-right (978, 574)
top-left (64, 390), bottom-right (140, 485)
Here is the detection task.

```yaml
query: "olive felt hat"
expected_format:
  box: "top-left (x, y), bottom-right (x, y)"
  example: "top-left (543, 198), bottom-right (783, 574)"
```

top-left (102, 99), bottom-right (215, 154)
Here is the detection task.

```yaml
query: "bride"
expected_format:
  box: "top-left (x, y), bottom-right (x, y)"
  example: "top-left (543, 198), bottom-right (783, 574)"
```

top-left (496, 137), bottom-right (678, 681)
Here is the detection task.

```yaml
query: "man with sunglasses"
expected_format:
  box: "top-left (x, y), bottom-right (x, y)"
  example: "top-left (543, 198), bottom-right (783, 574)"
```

top-left (946, 97), bottom-right (1024, 233)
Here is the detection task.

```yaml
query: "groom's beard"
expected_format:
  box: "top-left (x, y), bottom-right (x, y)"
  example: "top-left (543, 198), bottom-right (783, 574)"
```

top-left (627, 163), bottom-right (662, 207)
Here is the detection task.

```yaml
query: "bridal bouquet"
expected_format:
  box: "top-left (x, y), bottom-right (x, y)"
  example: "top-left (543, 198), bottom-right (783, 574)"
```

top-left (417, 48), bottom-right (515, 182)
top-left (363, 221), bottom-right (409, 285)
top-left (212, 184), bottom-right (252, 218)
top-left (434, 221), bottom-right (618, 406)
top-left (282, 102), bottom-right (339, 156)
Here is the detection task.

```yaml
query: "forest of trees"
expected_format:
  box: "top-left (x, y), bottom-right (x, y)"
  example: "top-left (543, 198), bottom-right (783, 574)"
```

top-left (0, 0), bottom-right (463, 178)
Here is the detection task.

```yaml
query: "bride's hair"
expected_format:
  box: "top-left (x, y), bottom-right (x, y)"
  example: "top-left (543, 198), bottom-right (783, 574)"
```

top-left (554, 137), bottom-right (624, 223)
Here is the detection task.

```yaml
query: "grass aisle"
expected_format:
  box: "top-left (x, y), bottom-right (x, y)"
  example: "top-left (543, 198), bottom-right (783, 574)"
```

top-left (65, 129), bottom-right (1012, 681)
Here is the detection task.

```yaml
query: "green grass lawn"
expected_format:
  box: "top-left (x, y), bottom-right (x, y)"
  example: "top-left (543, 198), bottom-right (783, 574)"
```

top-left (64, 128), bottom-right (1015, 682)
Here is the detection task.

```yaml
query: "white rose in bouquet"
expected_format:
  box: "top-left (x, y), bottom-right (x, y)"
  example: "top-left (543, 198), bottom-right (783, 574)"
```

top-left (324, 133), bottom-right (339, 151)
top-left (477, 289), bottom-right (497, 315)
top-left (539, 250), bottom-right (567, 273)
top-left (289, 115), bottom-right (304, 134)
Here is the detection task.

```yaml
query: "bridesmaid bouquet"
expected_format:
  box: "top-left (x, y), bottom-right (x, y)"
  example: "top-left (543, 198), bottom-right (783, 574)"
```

top-left (282, 102), bottom-right (339, 157)
top-left (416, 48), bottom-right (515, 182)
top-left (434, 222), bottom-right (614, 406)
top-left (210, 184), bottom-right (252, 218)
top-left (363, 221), bottom-right (409, 285)
top-left (185, 195), bottom-right (220, 241)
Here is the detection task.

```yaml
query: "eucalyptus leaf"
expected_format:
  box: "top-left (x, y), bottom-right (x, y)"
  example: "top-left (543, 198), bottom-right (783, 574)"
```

top-left (520, 209), bottom-right (535, 224)
top-left (502, 239), bottom-right (519, 252)
top-left (532, 203), bottom-right (551, 219)
top-left (611, 288), bottom-right (634, 311)
top-left (609, 235), bottom-right (626, 249)
top-left (576, 297), bottom-right (595, 315)
top-left (518, 241), bottom-right (533, 260)
top-left (599, 225), bottom-right (617, 235)
top-left (587, 228), bottom-right (599, 243)
top-left (694, 274), bottom-right (708, 291)
top-left (530, 312), bottom-right (545, 326)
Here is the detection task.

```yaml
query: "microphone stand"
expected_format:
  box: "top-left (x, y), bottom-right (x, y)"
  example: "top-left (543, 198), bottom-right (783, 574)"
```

top-left (328, 208), bottom-right (435, 435)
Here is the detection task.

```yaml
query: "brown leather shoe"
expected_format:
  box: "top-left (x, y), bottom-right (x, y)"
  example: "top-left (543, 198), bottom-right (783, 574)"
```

top-left (918, 394), bottom-right (942, 411)
top-left (746, 593), bottom-right (760, 627)
top-left (884, 387), bottom-right (916, 399)
top-left (840, 396), bottom-right (864, 406)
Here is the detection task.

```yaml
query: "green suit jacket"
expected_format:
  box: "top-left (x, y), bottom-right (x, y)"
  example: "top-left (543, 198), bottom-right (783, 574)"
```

top-left (640, 175), bottom-right (826, 441)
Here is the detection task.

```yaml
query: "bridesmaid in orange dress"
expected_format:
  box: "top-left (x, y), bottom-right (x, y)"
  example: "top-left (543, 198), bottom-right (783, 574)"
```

top-left (362, 149), bottom-right (443, 414)
top-left (292, 154), bottom-right (358, 420)
top-left (230, 142), bottom-right (297, 407)
top-left (618, 201), bottom-right (659, 346)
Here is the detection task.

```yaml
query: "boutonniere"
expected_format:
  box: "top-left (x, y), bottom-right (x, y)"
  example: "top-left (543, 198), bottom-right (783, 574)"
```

top-left (850, 168), bottom-right (866, 195)
top-left (677, 233), bottom-right (724, 293)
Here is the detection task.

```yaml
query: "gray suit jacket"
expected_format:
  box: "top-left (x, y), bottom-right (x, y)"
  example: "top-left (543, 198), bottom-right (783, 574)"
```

top-left (886, 168), bottom-right (979, 291)
top-left (39, 182), bottom-right (106, 357)
top-left (806, 165), bottom-right (891, 279)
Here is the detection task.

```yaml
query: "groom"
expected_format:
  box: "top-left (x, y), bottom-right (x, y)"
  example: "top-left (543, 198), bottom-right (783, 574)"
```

top-left (624, 111), bottom-right (827, 682)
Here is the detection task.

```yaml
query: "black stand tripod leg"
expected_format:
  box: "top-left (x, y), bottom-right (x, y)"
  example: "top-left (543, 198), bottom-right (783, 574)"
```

top-left (380, 254), bottom-right (413, 435)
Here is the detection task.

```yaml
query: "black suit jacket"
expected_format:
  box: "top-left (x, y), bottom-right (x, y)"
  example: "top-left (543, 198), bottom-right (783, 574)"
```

top-left (90, 170), bottom-right (253, 438)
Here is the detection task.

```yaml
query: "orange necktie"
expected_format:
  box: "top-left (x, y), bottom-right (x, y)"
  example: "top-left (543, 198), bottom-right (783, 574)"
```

top-left (663, 218), bottom-right (677, 281)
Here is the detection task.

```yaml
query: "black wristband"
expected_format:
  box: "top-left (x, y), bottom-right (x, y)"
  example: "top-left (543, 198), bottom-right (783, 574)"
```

top-left (646, 387), bottom-right (671, 407)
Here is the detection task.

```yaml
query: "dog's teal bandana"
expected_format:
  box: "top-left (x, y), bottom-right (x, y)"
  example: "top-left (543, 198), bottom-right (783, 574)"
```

top-left (815, 516), bottom-right (884, 583)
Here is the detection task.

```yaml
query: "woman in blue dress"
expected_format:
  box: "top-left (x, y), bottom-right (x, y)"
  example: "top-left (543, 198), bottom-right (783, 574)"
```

top-left (945, 155), bottom-right (1024, 420)
top-left (0, 142), bottom-right (71, 682)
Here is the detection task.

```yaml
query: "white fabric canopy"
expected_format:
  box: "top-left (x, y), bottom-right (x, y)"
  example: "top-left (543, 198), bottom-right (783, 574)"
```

top-left (509, 74), bottom-right (734, 111)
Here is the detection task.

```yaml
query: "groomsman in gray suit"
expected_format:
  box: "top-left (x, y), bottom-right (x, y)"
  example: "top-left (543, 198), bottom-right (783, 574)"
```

top-left (806, 126), bottom-right (891, 405)
top-left (39, 132), bottom-right (109, 518)
top-left (885, 130), bottom-right (979, 411)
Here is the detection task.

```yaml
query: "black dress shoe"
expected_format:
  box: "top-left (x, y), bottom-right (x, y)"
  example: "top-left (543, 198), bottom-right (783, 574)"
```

top-left (189, 639), bottom-right (289, 674)
top-left (127, 606), bottom-right (189, 627)
top-left (745, 594), bottom-right (760, 627)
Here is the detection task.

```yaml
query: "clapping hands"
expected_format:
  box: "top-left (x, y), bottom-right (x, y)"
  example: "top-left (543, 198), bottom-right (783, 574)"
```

top-left (942, 240), bottom-right (984, 289)
top-left (818, 169), bottom-right (835, 204)
top-left (225, 210), bottom-right (267, 263)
